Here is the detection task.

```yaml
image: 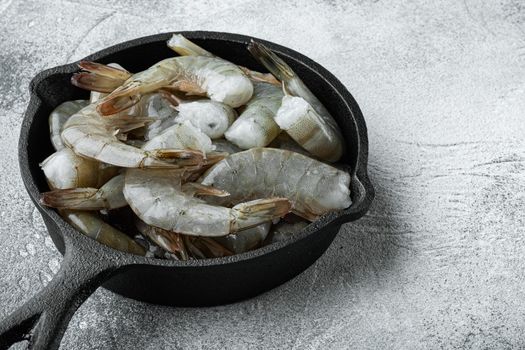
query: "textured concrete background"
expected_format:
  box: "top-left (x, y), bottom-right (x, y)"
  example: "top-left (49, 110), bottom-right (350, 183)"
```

top-left (1, 0), bottom-right (524, 349)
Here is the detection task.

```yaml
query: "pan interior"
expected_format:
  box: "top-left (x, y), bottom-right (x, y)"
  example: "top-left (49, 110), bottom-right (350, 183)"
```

top-left (24, 34), bottom-right (363, 257)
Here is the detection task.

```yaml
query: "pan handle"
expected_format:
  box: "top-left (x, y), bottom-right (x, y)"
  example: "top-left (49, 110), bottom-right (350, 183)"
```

top-left (0, 234), bottom-right (120, 350)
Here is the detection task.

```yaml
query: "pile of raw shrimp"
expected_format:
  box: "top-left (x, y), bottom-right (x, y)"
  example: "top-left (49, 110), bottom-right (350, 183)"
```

top-left (40, 34), bottom-right (352, 259)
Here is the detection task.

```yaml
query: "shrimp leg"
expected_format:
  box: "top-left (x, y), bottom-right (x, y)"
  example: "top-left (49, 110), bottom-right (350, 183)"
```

top-left (136, 219), bottom-right (189, 259)
top-left (184, 236), bottom-right (233, 258)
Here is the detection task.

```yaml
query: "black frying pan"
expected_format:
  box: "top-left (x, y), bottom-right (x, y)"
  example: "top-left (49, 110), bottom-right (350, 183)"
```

top-left (0, 31), bottom-right (374, 350)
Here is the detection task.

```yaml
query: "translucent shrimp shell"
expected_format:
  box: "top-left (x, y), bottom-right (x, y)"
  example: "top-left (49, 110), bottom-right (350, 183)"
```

top-left (199, 148), bottom-right (351, 221)
top-left (175, 56), bottom-right (253, 108)
top-left (123, 169), bottom-right (290, 237)
top-left (224, 82), bottom-right (283, 149)
top-left (49, 100), bottom-right (89, 150)
top-left (40, 148), bottom-right (116, 190)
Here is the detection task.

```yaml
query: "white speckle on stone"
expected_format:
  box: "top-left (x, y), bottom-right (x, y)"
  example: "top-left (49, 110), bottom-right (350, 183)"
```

top-left (25, 243), bottom-right (36, 256)
top-left (48, 257), bottom-right (60, 274)
top-left (39, 272), bottom-right (52, 285)
top-left (31, 208), bottom-right (46, 232)
top-left (17, 276), bottom-right (30, 291)
top-left (44, 236), bottom-right (54, 249)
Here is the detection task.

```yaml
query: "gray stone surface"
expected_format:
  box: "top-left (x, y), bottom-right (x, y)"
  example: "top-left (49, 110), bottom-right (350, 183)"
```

top-left (0, 0), bottom-right (524, 349)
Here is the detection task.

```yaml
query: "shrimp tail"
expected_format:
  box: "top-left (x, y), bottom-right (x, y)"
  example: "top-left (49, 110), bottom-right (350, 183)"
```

top-left (159, 232), bottom-right (188, 258)
top-left (155, 231), bottom-right (185, 256)
top-left (152, 230), bottom-right (187, 257)
top-left (40, 188), bottom-right (102, 209)
top-left (41, 174), bottom-right (126, 210)
top-left (247, 41), bottom-right (294, 82)
top-left (96, 82), bottom-right (143, 115)
top-left (78, 61), bottom-right (132, 81)
top-left (183, 236), bottom-right (205, 258)
top-left (135, 219), bottom-right (188, 259)
top-left (71, 61), bottom-right (131, 93)
top-left (71, 72), bottom-right (125, 93)
top-left (167, 34), bottom-right (214, 57)
top-left (230, 197), bottom-right (292, 232)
